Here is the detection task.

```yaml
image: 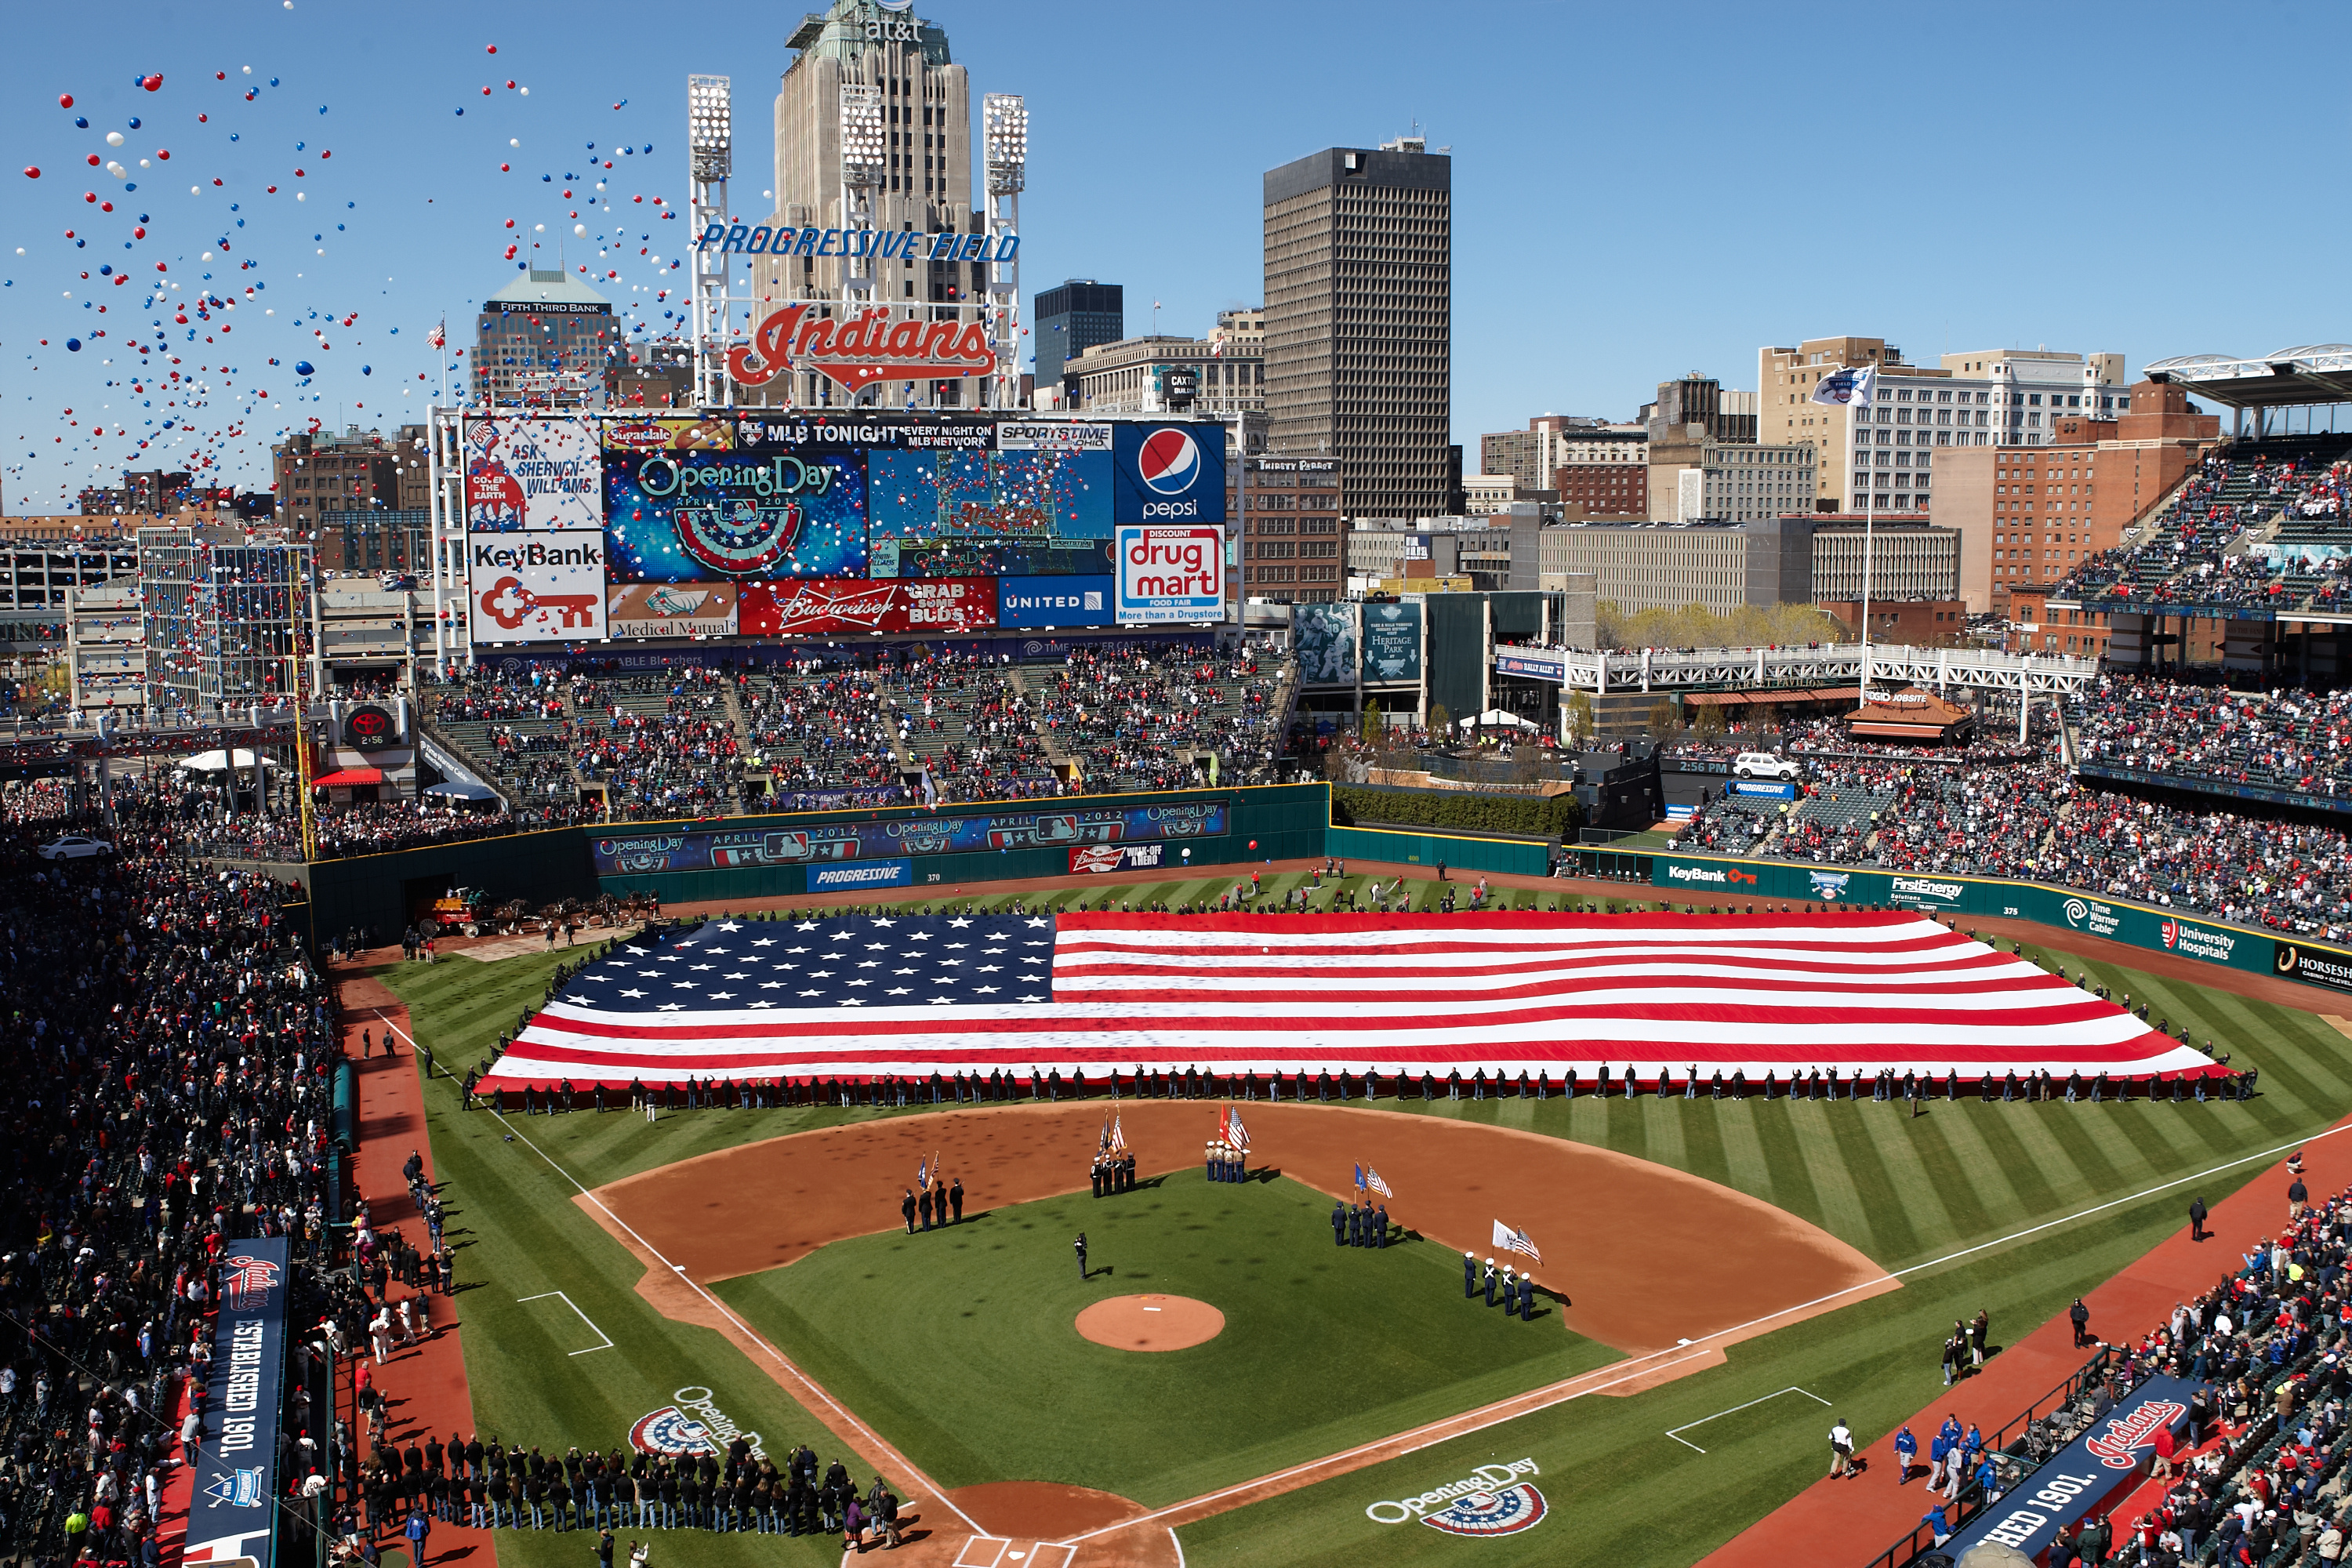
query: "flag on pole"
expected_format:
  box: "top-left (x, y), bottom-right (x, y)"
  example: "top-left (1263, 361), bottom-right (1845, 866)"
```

top-left (1098, 1116), bottom-right (1110, 1152)
top-left (426, 319), bottom-right (446, 350)
top-left (1110, 1113), bottom-right (1126, 1151)
top-left (916, 1156), bottom-right (928, 1189)
top-left (1352, 1161), bottom-right (1367, 1192)
top-left (1365, 1166), bottom-right (1394, 1200)
top-left (1809, 363), bottom-right (1878, 408)
top-left (1494, 1218), bottom-right (1541, 1265)
top-left (1225, 1106), bottom-right (1251, 1150)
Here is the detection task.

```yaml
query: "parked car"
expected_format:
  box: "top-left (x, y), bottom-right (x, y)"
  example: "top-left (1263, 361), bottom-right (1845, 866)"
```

top-left (1731, 751), bottom-right (1800, 782)
top-left (35, 834), bottom-right (114, 860)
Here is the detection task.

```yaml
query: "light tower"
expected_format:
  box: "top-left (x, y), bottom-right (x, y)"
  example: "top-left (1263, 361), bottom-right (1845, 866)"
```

top-left (838, 82), bottom-right (886, 403)
top-left (982, 93), bottom-right (1026, 412)
top-left (687, 74), bottom-right (734, 408)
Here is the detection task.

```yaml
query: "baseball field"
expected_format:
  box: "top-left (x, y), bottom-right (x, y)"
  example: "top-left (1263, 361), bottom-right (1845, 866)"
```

top-left (376, 869), bottom-right (2352, 1566)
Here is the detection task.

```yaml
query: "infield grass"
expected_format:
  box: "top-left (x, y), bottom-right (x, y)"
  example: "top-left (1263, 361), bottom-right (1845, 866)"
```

top-left (711, 1173), bottom-right (1617, 1507)
top-left (383, 880), bottom-right (2352, 1568)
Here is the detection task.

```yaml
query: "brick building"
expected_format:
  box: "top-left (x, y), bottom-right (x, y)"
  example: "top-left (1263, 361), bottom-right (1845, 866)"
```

top-left (1929, 379), bottom-right (2220, 612)
top-left (1231, 457), bottom-right (1343, 604)
top-left (273, 425), bottom-right (429, 532)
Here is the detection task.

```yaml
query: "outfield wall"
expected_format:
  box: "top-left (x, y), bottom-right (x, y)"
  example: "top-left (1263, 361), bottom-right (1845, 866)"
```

top-left (1327, 825), bottom-right (1552, 877)
top-left (1647, 851), bottom-right (2352, 1002)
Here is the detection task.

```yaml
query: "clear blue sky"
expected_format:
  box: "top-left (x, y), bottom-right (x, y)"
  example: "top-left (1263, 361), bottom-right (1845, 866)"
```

top-left (0, 0), bottom-right (2335, 510)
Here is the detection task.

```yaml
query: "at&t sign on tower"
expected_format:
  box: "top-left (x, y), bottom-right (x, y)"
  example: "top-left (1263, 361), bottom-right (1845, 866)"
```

top-left (684, 0), bottom-right (1026, 415)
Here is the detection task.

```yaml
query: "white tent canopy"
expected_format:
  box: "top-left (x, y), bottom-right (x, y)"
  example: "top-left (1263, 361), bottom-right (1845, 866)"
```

top-left (176, 749), bottom-right (278, 773)
top-left (1461, 709), bottom-right (1537, 730)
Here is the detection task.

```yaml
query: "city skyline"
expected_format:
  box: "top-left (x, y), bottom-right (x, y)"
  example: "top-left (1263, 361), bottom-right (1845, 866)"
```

top-left (0, 0), bottom-right (2342, 509)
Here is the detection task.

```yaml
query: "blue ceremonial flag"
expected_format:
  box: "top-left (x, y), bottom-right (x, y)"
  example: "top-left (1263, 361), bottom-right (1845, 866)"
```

top-left (1809, 363), bottom-right (1878, 408)
top-left (915, 1156), bottom-right (928, 1189)
top-left (1352, 1161), bottom-right (1366, 1191)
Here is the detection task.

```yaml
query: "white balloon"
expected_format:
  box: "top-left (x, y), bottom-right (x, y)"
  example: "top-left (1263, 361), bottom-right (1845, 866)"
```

top-left (104, 161), bottom-right (125, 179)
top-left (572, 223), bottom-right (586, 237)
top-left (106, 132), bottom-right (125, 147)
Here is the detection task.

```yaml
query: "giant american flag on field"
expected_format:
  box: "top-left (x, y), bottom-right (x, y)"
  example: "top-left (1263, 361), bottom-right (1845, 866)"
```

top-left (478, 910), bottom-right (2223, 1089)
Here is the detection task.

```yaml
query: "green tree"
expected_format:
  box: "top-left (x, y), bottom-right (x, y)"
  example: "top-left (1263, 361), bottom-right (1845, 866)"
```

top-left (1427, 701), bottom-right (1453, 739)
top-left (1565, 689), bottom-right (1595, 746)
top-left (1647, 698), bottom-right (1677, 735)
top-left (1693, 703), bottom-right (1727, 740)
top-left (1360, 699), bottom-right (1383, 746)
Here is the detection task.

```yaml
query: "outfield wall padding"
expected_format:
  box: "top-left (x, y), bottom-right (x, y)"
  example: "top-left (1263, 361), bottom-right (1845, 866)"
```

top-left (1327, 824), bottom-right (1552, 877)
top-left (1646, 851), bottom-right (2352, 1002)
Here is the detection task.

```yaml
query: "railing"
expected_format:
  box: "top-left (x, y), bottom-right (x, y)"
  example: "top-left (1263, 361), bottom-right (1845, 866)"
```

top-left (1860, 1345), bottom-right (2122, 1568)
top-left (1492, 642), bottom-right (2101, 695)
top-left (2075, 760), bottom-right (2352, 818)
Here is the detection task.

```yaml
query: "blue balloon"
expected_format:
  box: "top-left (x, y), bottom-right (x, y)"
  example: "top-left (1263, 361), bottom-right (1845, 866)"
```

top-left (66, 339), bottom-right (81, 351)
top-left (361, 366), bottom-right (371, 376)
top-left (294, 360), bottom-right (314, 376)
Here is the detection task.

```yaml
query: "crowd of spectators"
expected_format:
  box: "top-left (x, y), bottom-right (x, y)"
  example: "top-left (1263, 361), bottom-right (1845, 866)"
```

top-left (1036, 645), bottom-right (1283, 792)
top-left (2061, 443), bottom-right (2352, 611)
top-left (2073, 677), bottom-right (2350, 802)
top-left (0, 810), bottom-right (343, 1564)
top-left (1674, 687), bottom-right (2352, 941)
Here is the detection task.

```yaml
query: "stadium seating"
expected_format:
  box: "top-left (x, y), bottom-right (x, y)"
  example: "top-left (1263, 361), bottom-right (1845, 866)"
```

top-left (2060, 438), bottom-right (2352, 611)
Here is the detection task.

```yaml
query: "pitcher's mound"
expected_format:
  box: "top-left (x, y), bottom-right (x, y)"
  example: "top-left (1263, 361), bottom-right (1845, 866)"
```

top-left (1075, 1294), bottom-right (1224, 1351)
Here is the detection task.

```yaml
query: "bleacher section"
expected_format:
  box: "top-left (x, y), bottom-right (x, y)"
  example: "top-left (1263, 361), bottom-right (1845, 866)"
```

top-left (2061, 437), bottom-right (2352, 611)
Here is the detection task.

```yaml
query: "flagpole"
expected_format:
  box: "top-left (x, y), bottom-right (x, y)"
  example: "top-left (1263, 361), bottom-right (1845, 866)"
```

top-left (1860, 488), bottom-right (1875, 704)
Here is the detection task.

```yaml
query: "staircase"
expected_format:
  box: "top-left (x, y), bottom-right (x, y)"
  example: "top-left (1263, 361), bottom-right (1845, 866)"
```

top-left (1011, 666), bottom-right (1076, 773)
top-left (720, 682), bottom-right (750, 811)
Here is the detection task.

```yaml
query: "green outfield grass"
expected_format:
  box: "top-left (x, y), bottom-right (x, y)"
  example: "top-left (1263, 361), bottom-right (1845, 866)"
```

top-left (384, 894), bottom-right (2352, 1568)
top-left (711, 1173), bottom-right (1617, 1508)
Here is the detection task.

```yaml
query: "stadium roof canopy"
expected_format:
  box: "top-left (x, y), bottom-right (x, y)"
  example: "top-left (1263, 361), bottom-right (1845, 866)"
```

top-left (2144, 345), bottom-right (2352, 409)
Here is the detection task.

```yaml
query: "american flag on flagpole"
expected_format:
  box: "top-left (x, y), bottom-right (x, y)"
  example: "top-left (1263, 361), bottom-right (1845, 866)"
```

top-left (1365, 1166), bottom-right (1394, 1200)
top-left (1225, 1105), bottom-right (1250, 1150)
top-left (482, 912), bottom-right (2221, 1090)
top-left (1493, 1219), bottom-right (1541, 1265)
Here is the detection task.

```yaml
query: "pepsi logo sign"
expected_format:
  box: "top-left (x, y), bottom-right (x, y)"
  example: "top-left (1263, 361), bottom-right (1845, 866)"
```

top-left (1137, 428), bottom-right (1200, 495)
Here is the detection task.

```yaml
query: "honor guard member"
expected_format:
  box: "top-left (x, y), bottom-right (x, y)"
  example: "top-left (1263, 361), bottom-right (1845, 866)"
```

top-left (1090, 1157), bottom-right (1104, 1199)
top-left (1205, 1141), bottom-right (1218, 1181)
top-left (1347, 1203), bottom-right (1364, 1247)
top-left (918, 1185), bottom-right (934, 1232)
top-left (1499, 1264), bottom-right (1515, 1306)
top-left (1483, 1258), bottom-right (1500, 1306)
top-left (1518, 1273), bottom-right (1536, 1320)
top-left (1331, 1201), bottom-right (1348, 1247)
top-left (933, 1176), bottom-right (949, 1225)
top-left (1374, 1204), bottom-right (1390, 1247)
top-left (949, 1175), bottom-right (964, 1221)
top-left (899, 1189), bottom-right (916, 1235)
top-left (1464, 1251), bottom-right (1479, 1298)
top-left (1124, 1150), bottom-right (1138, 1191)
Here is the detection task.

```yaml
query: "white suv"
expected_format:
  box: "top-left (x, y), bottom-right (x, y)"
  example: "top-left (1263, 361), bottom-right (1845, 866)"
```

top-left (1732, 751), bottom-right (1799, 782)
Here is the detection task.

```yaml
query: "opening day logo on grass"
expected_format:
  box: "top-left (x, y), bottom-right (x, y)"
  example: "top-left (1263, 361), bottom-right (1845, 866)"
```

top-left (1364, 1458), bottom-right (1548, 1535)
top-left (628, 1385), bottom-right (766, 1459)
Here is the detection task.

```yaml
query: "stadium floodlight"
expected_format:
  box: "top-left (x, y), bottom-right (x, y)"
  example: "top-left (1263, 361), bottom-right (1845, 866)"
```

top-left (689, 75), bottom-right (731, 182)
top-left (983, 93), bottom-right (1026, 194)
top-left (840, 84), bottom-right (884, 187)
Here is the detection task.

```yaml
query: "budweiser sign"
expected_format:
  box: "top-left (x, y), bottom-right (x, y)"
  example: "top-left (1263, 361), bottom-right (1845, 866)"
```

top-left (2085, 1399), bottom-right (2185, 1469)
top-left (738, 576), bottom-right (997, 638)
top-left (728, 304), bottom-right (995, 390)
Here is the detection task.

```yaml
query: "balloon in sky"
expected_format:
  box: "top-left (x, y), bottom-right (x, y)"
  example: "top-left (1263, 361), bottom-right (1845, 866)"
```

top-left (66, 339), bottom-right (81, 352)
top-left (294, 361), bottom-right (314, 376)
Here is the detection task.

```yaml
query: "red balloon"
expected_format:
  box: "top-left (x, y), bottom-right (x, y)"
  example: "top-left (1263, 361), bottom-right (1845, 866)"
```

top-left (486, 43), bottom-right (497, 53)
top-left (58, 93), bottom-right (73, 108)
top-left (140, 75), bottom-right (162, 93)
top-left (22, 167), bottom-right (38, 179)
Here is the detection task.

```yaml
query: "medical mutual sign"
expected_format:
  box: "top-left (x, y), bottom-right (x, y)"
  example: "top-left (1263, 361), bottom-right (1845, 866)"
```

top-left (1115, 526), bottom-right (1225, 624)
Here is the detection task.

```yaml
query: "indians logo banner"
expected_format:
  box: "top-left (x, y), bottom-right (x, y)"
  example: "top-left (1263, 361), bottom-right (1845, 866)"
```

top-left (628, 1407), bottom-right (716, 1457)
top-left (1423, 1483), bottom-right (1548, 1537)
top-left (728, 303), bottom-right (994, 391)
top-left (2086, 1399), bottom-right (2187, 1469)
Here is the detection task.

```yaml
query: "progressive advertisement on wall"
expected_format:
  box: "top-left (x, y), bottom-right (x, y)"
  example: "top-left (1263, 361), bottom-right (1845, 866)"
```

top-left (467, 531), bottom-right (608, 643)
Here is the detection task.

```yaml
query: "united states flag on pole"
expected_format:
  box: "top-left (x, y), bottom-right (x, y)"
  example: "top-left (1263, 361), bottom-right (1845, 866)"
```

top-left (481, 911), bottom-right (2220, 1090)
top-left (1494, 1219), bottom-right (1542, 1265)
top-left (1365, 1166), bottom-right (1395, 1200)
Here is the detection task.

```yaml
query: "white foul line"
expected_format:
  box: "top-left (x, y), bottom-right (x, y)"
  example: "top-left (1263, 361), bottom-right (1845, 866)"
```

top-left (1664, 1385), bottom-right (1831, 1454)
top-left (516, 1290), bottom-right (615, 1356)
top-left (369, 1009), bottom-right (984, 1538)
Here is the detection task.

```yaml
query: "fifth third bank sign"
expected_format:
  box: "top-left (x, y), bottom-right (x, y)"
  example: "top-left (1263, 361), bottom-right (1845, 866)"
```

top-left (1115, 526), bottom-right (1225, 624)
